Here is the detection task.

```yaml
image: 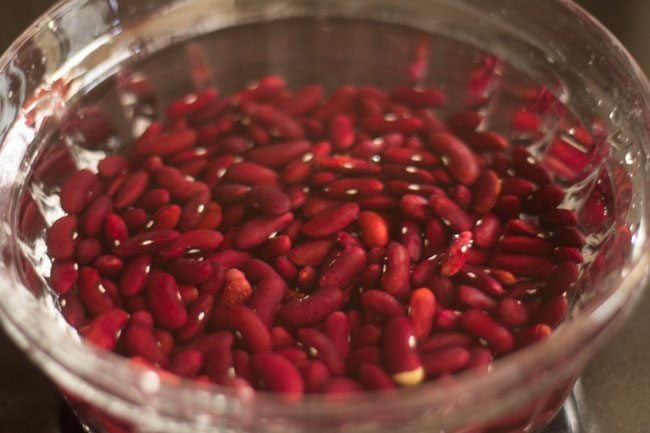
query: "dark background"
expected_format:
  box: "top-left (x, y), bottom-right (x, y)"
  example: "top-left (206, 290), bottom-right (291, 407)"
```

top-left (1, 1), bottom-right (650, 432)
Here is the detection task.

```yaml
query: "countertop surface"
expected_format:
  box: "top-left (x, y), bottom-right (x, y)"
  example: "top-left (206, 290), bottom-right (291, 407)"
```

top-left (1, 1), bottom-right (650, 432)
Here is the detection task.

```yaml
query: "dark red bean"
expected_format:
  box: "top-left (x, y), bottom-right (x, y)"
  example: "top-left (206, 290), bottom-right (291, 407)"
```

top-left (420, 346), bottom-right (470, 377)
top-left (381, 242), bottom-right (411, 298)
top-left (50, 260), bottom-right (78, 295)
top-left (60, 169), bottom-right (102, 214)
top-left (47, 216), bottom-right (79, 259)
top-left (319, 247), bottom-right (367, 289)
top-left (382, 316), bottom-right (424, 386)
top-left (145, 271), bottom-right (187, 330)
top-left (302, 202), bottom-right (360, 238)
top-left (298, 328), bottom-right (345, 375)
top-left (227, 305), bottom-right (272, 352)
top-left (45, 78), bottom-right (591, 396)
top-left (246, 185), bottom-right (291, 215)
top-left (430, 195), bottom-right (473, 232)
top-left (428, 133), bottom-right (480, 185)
top-left (81, 195), bottom-right (114, 237)
top-left (114, 230), bottom-right (180, 257)
top-left (461, 310), bottom-right (514, 354)
top-left (278, 287), bottom-right (343, 328)
top-left (251, 352), bottom-right (304, 399)
top-left (247, 140), bottom-right (310, 167)
top-left (235, 212), bottom-right (293, 250)
top-left (84, 309), bottom-right (129, 350)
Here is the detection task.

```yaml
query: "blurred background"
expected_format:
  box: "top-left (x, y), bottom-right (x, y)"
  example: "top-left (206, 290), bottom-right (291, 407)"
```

top-left (1, 1), bottom-right (649, 432)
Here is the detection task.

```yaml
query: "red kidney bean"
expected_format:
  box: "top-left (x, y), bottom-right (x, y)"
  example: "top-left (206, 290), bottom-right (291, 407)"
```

top-left (323, 177), bottom-right (384, 200)
top-left (361, 290), bottom-right (406, 321)
top-left (428, 133), bottom-right (480, 185)
top-left (251, 352), bottom-right (304, 399)
top-left (472, 170), bottom-right (501, 214)
top-left (455, 265), bottom-right (504, 297)
top-left (47, 215), bottom-right (79, 259)
top-left (120, 207), bottom-right (148, 233)
top-left (440, 231), bottom-right (473, 277)
top-left (400, 220), bottom-right (422, 261)
top-left (246, 185), bottom-right (291, 216)
top-left (499, 235), bottom-right (554, 256)
top-left (429, 195), bottom-right (473, 232)
top-left (175, 294), bottom-right (214, 342)
top-left (136, 130), bottom-right (198, 156)
top-left (204, 340), bottom-right (234, 385)
top-left (234, 212), bottom-right (293, 250)
top-left (514, 324), bottom-right (552, 348)
top-left (98, 155), bottom-right (128, 178)
top-left (83, 309), bottom-right (129, 350)
top-left (247, 140), bottom-right (310, 167)
top-left (299, 360), bottom-right (331, 393)
top-left (93, 255), bottom-right (124, 278)
top-left (278, 287), bottom-right (343, 328)
top-left (118, 255), bottom-right (151, 297)
top-left (167, 258), bottom-right (213, 285)
top-left (197, 262), bottom-right (225, 297)
top-left (81, 195), bottom-right (114, 237)
top-left (461, 310), bottom-right (514, 354)
top-left (50, 260), bottom-right (78, 295)
top-left (114, 230), bottom-right (179, 257)
top-left (457, 284), bottom-right (497, 311)
top-left (75, 238), bottom-right (103, 264)
top-left (420, 346), bottom-right (470, 378)
top-left (226, 305), bottom-right (272, 352)
top-left (231, 349), bottom-right (254, 383)
top-left (356, 362), bottom-right (395, 390)
top-left (218, 268), bottom-right (253, 306)
top-left (148, 204), bottom-right (182, 231)
top-left (381, 242), bottom-right (411, 298)
top-left (113, 171), bottom-right (150, 210)
top-left (43, 77), bottom-right (592, 396)
top-left (411, 259), bottom-right (438, 288)
top-left (336, 231), bottom-right (365, 250)
top-left (287, 239), bottom-right (335, 267)
top-left (465, 347), bottom-right (493, 371)
top-left (323, 311), bottom-right (350, 358)
top-left (60, 169), bottom-right (103, 215)
top-left (501, 177), bottom-right (537, 198)
top-left (512, 146), bottom-right (551, 186)
top-left (207, 249), bottom-right (250, 269)
top-left (78, 267), bottom-right (115, 316)
top-left (492, 254), bottom-right (556, 279)
top-left (302, 202), bottom-right (360, 238)
top-left (382, 316), bottom-right (424, 386)
top-left (177, 191), bottom-right (210, 231)
top-left (535, 295), bottom-right (569, 327)
top-left (145, 271), bottom-right (187, 330)
top-left (319, 247), bottom-right (367, 289)
top-left (298, 328), bottom-right (345, 375)
top-left (355, 323), bottom-right (382, 348)
top-left (318, 156), bottom-right (381, 175)
top-left (124, 323), bottom-right (169, 367)
top-left (543, 261), bottom-right (579, 297)
top-left (170, 350), bottom-right (204, 378)
top-left (248, 276), bottom-right (286, 328)
top-left (274, 256), bottom-right (298, 282)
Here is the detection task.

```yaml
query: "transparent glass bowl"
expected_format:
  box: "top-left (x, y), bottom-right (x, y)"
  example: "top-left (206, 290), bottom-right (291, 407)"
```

top-left (0, 1), bottom-right (649, 432)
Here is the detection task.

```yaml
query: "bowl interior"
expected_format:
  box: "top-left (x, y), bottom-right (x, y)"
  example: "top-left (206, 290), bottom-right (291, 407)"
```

top-left (0, 1), bottom-right (648, 432)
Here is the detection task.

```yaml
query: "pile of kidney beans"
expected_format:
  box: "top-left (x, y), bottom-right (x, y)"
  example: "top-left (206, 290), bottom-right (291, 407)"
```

top-left (45, 75), bottom-right (585, 397)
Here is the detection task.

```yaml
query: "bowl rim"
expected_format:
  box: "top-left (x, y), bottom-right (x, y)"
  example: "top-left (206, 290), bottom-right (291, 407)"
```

top-left (0, 0), bottom-right (649, 426)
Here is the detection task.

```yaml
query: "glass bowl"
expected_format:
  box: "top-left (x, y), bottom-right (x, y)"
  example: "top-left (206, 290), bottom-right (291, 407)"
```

top-left (0, 0), bottom-right (649, 432)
